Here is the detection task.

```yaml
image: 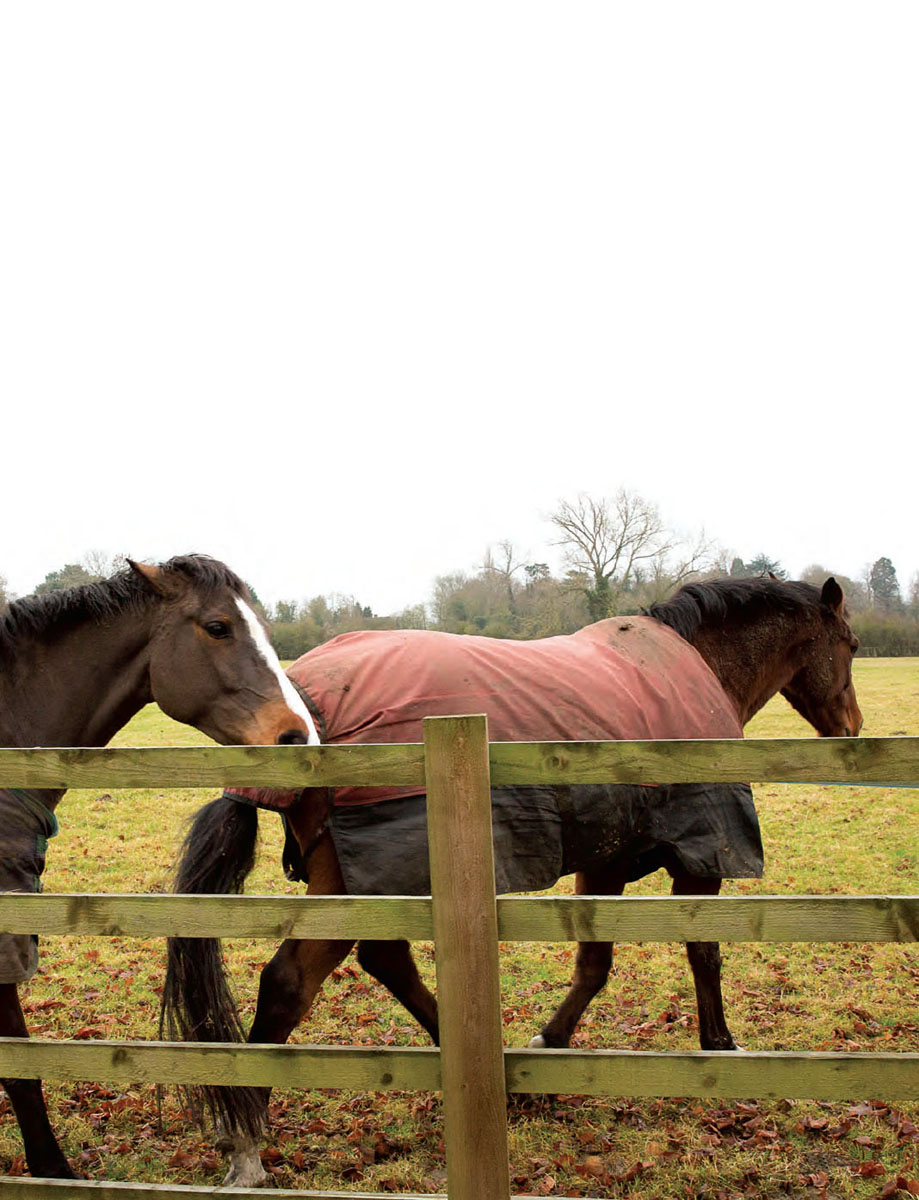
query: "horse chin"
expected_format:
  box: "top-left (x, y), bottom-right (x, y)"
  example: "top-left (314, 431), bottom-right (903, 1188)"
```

top-left (528, 1034), bottom-right (547, 1049)
top-left (794, 702), bottom-right (860, 739)
top-left (816, 716), bottom-right (861, 738)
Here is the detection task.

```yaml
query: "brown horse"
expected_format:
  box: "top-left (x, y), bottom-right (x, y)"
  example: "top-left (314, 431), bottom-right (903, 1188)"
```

top-left (0, 555), bottom-right (318, 1179)
top-left (164, 575), bottom-right (861, 1186)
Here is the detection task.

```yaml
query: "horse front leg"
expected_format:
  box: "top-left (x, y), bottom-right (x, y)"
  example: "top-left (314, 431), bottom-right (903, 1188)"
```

top-left (529, 868), bottom-right (628, 1049)
top-left (0, 983), bottom-right (75, 1178)
top-left (219, 834), bottom-right (353, 1188)
top-left (670, 873), bottom-right (740, 1051)
top-left (356, 940), bottom-right (439, 1043)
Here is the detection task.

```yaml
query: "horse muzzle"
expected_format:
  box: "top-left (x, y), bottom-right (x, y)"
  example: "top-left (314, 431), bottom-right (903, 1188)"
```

top-left (277, 728), bottom-right (312, 745)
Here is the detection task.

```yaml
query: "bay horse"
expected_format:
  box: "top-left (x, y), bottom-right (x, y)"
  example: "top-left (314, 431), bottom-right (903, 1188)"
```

top-left (163, 576), bottom-right (861, 1187)
top-left (0, 555), bottom-right (319, 1179)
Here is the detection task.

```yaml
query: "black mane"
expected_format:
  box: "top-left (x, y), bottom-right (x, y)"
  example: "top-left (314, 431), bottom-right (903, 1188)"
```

top-left (0, 555), bottom-right (248, 661)
top-left (648, 576), bottom-right (826, 642)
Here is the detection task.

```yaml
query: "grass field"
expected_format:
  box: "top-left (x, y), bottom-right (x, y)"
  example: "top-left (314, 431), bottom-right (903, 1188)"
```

top-left (1, 658), bottom-right (918, 1197)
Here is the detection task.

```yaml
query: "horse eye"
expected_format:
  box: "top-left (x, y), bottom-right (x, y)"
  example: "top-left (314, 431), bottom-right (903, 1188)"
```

top-left (204, 620), bottom-right (231, 640)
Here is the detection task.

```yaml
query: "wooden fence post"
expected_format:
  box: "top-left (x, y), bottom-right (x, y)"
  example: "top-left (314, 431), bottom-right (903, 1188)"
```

top-left (423, 715), bottom-right (510, 1200)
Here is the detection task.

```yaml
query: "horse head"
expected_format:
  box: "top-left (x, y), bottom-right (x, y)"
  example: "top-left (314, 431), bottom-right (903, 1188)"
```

top-left (130, 557), bottom-right (317, 747)
top-left (780, 577), bottom-right (863, 737)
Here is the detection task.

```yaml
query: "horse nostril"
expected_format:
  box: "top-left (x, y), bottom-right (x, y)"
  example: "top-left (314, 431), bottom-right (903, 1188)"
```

top-left (277, 728), bottom-right (310, 745)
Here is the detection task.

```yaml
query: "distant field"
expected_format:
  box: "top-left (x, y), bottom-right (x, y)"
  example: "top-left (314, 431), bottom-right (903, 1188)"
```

top-left (2, 658), bottom-right (918, 1196)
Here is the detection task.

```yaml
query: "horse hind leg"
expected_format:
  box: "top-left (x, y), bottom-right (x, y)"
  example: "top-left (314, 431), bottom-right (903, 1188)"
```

top-left (356, 939), bottom-right (439, 1044)
top-left (529, 868), bottom-right (627, 1049)
top-left (225, 938), bottom-right (438, 1185)
top-left (670, 872), bottom-right (740, 1051)
top-left (0, 984), bottom-right (76, 1178)
top-left (218, 932), bottom-right (356, 1187)
top-left (220, 835), bottom-right (353, 1188)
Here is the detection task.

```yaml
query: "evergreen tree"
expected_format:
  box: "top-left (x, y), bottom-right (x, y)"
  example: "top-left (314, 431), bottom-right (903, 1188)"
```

top-left (868, 557), bottom-right (901, 613)
top-left (33, 563), bottom-right (101, 594)
top-left (745, 553), bottom-right (786, 578)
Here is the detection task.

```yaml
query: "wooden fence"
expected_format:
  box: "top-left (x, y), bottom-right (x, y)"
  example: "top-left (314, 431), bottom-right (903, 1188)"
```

top-left (0, 716), bottom-right (918, 1200)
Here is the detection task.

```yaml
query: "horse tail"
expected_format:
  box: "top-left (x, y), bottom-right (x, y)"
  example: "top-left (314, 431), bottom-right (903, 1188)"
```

top-left (160, 794), bottom-right (266, 1135)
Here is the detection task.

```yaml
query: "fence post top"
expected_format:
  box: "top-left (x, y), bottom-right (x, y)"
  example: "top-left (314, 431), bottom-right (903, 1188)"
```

top-left (422, 713), bottom-right (488, 724)
top-left (422, 713), bottom-right (490, 740)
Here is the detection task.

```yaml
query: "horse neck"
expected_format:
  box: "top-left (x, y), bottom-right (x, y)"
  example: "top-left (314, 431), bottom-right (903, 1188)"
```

top-left (0, 605), bottom-right (157, 749)
top-left (687, 610), bottom-right (818, 726)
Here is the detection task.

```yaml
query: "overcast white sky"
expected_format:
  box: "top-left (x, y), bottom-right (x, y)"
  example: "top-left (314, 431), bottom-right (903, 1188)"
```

top-left (2, 4), bottom-right (916, 615)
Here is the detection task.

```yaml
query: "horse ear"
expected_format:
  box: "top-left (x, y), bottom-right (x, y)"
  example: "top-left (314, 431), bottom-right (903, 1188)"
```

top-left (128, 560), bottom-right (171, 597)
top-left (821, 577), bottom-right (845, 614)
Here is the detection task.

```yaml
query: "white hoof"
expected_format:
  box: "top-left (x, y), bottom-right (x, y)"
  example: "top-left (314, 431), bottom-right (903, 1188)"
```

top-left (221, 1138), bottom-right (268, 1188)
top-left (222, 1153), bottom-right (268, 1188)
top-left (528, 1034), bottom-right (547, 1048)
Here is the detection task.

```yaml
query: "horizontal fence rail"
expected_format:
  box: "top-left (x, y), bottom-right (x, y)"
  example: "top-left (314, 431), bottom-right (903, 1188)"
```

top-left (2, 735), bottom-right (919, 790)
top-left (0, 1039), bottom-right (917, 1103)
top-left (2, 728), bottom-right (918, 1200)
top-left (0, 1181), bottom-right (456, 1200)
top-left (1, 892), bottom-right (919, 944)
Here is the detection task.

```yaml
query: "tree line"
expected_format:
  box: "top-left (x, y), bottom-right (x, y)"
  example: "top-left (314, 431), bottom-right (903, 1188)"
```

top-left (4, 493), bottom-right (919, 657)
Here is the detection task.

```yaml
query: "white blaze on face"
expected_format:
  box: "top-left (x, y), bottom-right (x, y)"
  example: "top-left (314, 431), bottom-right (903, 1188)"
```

top-left (235, 597), bottom-right (320, 745)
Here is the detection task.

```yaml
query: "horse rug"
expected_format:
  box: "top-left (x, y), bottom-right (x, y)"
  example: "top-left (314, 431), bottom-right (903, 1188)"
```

top-left (227, 617), bottom-right (763, 894)
top-left (0, 788), bottom-right (58, 982)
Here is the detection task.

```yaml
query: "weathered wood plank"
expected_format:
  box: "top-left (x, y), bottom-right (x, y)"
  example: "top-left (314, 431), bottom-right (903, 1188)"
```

top-left (0, 1182), bottom-right (545, 1200)
top-left (424, 715), bottom-right (511, 1200)
top-left (0, 744), bottom-right (425, 790)
top-left (0, 894), bottom-right (434, 940)
top-left (0, 902), bottom-right (916, 945)
top-left (2, 736), bottom-right (918, 791)
top-left (489, 735), bottom-right (919, 786)
top-left (505, 1048), bottom-right (919, 1100)
top-left (496, 895), bottom-right (919, 943)
top-left (0, 1039), bottom-right (440, 1091)
top-left (1, 1038), bottom-right (916, 1103)
top-left (2, 893), bottom-right (918, 944)
top-left (0, 1182), bottom-right (457, 1200)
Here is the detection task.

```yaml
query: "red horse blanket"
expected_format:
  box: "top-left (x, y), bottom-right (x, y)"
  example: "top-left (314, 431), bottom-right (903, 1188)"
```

top-left (226, 619), bottom-right (762, 893)
top-left (236, 616), bottom-right (743, 808)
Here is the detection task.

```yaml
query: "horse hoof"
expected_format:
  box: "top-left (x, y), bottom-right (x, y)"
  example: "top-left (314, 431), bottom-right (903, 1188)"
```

top-left (40, 1160), bottom-right (79, 1180)
top-left (222, 1155), bottom-right (268, 1188)
top-left (528, 1034), bottom-right (547, 1048)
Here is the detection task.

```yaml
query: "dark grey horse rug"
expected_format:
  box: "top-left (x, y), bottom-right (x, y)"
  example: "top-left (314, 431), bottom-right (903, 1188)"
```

top-left (0, 788), bottom-right (58, 981)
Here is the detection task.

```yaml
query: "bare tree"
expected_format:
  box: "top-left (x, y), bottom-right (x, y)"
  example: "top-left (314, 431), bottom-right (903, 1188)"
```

top-left (481, 540), bottom-right (526, 613)
top-left (800, 564), bottom-right (868, 611)
top-left (550, 489), bottom-right (713, 619)
top-left (431, 571), bottom-right (471, 629)
top-left (82, 550), bottom-right (126, 578)
top-left (642, 525), bottom-right (718, 605)
top-left (0, 572), bottom-right (11, 610)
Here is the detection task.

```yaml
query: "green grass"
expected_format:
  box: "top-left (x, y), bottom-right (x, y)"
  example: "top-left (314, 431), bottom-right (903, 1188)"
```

top-left (2, 659), bottom-right (919, 1195)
